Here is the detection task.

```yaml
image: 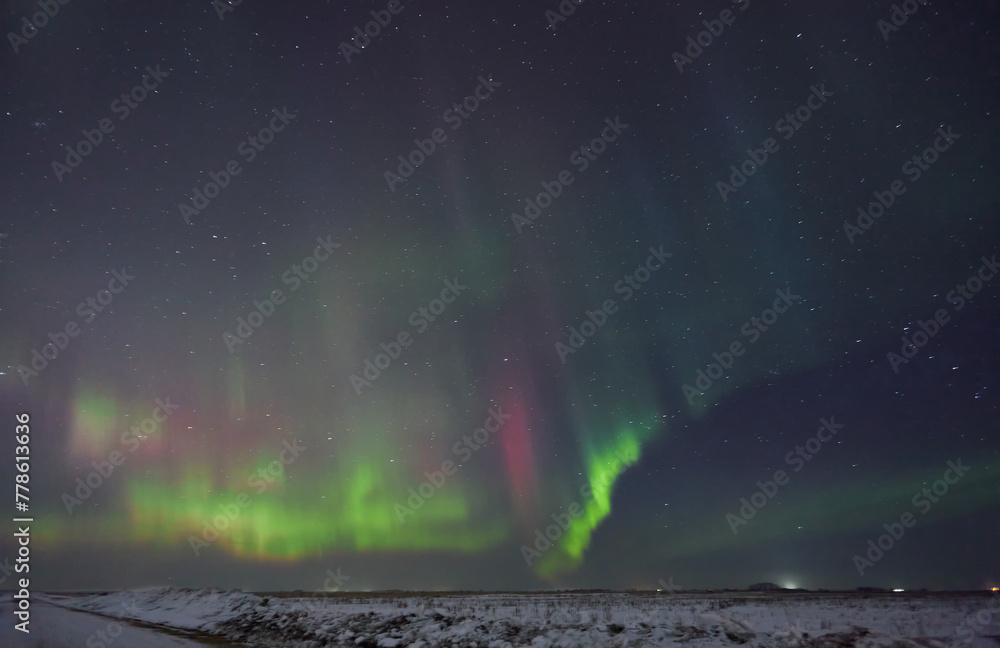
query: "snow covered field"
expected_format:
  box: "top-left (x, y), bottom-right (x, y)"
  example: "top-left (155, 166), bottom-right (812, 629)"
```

top-left (0, 591), bottom-right (246, 647)
top-left (11, 588), bottom-right (1000, 648)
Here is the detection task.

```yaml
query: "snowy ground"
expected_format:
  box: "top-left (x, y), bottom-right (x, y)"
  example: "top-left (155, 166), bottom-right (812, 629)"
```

top-left (8, 588), bottom-right (1000, 648)
top-left (0, 590), bottom-right (245, 647)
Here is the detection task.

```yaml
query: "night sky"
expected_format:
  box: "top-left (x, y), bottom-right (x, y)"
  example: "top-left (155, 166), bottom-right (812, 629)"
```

top-left (1, 0), bottom-right (998, 593)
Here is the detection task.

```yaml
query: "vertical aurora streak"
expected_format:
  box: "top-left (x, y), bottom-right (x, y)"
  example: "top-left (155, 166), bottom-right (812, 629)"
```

top-left (534, 418), bottom-right (658, 578)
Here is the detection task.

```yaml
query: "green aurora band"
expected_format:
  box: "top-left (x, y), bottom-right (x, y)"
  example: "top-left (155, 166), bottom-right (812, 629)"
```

top-left (533, 412), bottom-right (662, 578)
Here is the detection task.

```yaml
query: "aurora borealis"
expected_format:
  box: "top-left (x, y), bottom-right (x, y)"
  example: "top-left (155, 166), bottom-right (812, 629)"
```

top-left (1, 0), bottom-right (998, 593)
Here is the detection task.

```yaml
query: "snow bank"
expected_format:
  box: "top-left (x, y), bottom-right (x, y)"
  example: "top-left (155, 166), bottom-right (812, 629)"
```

top-left (61, 588), bottom-right (1000, 648)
